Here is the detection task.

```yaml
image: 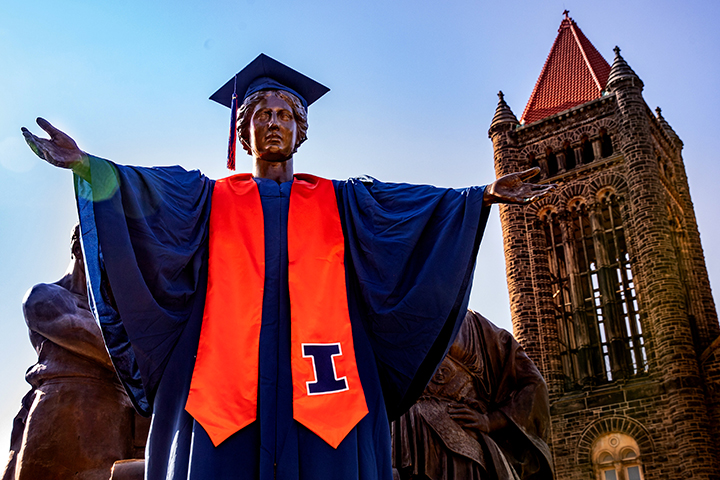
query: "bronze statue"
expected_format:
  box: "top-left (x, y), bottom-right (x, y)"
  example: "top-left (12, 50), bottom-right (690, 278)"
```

top-left (393, 310), bottom-right (554, 480)
top-left (2, 226), bottom-right (139, 480)
top-left (19, 55), bottom-right (556, 480)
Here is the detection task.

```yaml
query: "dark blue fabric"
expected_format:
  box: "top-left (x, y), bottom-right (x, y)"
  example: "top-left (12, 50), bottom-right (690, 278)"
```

top-left (76, 159), bottom-right (489, 480)
top-left (246, 77), bottom-right (307, 108)
top-left (335, 177), bottom-right (489, 418)
top-left (76, 170), bottom-right (150, 414)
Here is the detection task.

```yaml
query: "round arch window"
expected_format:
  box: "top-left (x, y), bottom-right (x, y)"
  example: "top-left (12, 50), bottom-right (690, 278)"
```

top-left (591, 433), bottom-right (644, 480)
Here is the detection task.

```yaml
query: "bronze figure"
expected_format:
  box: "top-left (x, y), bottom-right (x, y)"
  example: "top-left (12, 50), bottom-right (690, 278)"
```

top-left (393, 310), bottom-right (554, 480)
top-left (2, 226), bottom-right (140, 480)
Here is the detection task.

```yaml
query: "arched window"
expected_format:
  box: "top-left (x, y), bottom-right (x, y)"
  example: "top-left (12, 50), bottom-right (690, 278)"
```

top-left (582, 136), bottom-right (594, 164)
top-left (564, 142), bottom-right (576, 170)
top-left (528, 153), bottom-right (540, 174)
top-left (541, 192), bottom-right (646, 389)
top-left (597, 191), bottom-right (647, 376)
top-left (600, 129), bottom-right (614, 157)
top-left (547, 150), bottom-right (559, 176)
top-left (592, 433), bottom-right (644, 480)
top-left (566, 200), bottom-right (609, 383)
top-left (542, 209), bottom-right (580, 389)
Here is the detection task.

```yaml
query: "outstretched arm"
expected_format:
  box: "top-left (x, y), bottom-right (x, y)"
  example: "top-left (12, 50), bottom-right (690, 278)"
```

top-left (21, 117), bottom-right (90, 180)
top-left (483, 167), bottom-right (556, 207)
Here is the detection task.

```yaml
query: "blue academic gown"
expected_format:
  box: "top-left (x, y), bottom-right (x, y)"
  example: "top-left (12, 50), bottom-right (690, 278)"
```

top-left (75, 156), bottom-right (489, 480)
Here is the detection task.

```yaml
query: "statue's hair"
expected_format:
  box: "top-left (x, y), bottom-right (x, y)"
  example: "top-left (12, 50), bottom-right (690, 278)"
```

top-left (237, 90), bottom-right (308, 155)
top-left (70, 223), bottom-right (83, 262)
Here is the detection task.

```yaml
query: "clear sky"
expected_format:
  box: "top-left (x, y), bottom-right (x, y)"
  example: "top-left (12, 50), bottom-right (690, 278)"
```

top-left (1, 0), bottom-right (718, 453)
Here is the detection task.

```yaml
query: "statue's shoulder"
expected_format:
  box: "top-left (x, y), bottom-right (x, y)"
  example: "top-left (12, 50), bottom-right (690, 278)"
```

top-left (23, 283), bottom-right (77, 320)
top-left (24, 282), bottom-right (66, 302)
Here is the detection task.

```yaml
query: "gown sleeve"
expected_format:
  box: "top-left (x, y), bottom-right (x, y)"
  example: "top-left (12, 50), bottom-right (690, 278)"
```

top-left (334, 176), bottom-right (490, 417)
top-left (75, 155), bottom-right (214, 414)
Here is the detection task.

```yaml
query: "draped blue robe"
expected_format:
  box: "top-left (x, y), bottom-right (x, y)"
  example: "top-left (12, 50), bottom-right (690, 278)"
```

top-left (75, 156), bottom-right (490, 480)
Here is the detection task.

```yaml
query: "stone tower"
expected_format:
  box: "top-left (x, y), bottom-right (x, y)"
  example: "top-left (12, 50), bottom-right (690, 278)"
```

top-left (490, 12), bottom-right (720, 480)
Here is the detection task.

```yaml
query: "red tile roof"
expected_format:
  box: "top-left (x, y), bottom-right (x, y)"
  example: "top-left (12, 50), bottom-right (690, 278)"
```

top-left (520, 14), bottom-right (611, 125)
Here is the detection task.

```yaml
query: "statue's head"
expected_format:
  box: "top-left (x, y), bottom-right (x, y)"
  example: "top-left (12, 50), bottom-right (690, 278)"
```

top-left (210, 54), bottom-right (329, 169)
top-left (237, 89), bottom-right (308, 158)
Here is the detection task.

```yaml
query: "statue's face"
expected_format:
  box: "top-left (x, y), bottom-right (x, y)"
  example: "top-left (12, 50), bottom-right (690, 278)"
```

top-left (249, 94), bottom-right (298, 162)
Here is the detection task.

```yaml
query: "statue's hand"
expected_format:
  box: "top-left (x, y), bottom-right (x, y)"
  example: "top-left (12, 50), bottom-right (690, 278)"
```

top-left (447, 403), bottom-right (490, 436)
top-left (21, 118), bottom-right (87, 170)
top-left (448, 403), bottom-right (508, 438)
top-left (483, 167), bottom-right (556, 207)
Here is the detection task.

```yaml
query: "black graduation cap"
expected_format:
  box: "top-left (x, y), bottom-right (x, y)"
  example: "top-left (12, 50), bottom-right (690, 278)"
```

top-left (211, 53), bottom-right (330, 109)
top-left (211, 54), bottom-right (330, 170)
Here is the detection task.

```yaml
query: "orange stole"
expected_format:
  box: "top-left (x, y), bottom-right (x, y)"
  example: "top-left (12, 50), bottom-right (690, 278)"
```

top-left (185, 174), bottom-right (368, 449)
top-left (185, 174), bottom-right (265, 447)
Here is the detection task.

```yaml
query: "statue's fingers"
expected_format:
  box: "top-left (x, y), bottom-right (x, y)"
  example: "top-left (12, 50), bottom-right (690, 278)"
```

top-left (524, 184), bottom-right (556, 198)
top-left (523, 187), bottom-right (555, 204)
top-left (448, 404), bottom-right (471, 413)
top-left (36, 117), bottom-right (65, 140)
top-left (517, 167), bottom-right (541, 181)
top-left (29, 139), bottom-right (62, 166)
top-left (537, 185), bottom-right (557, 196)
top-left (22, 129), bottom-right (47, 160)
top-left (449, 412), bottom-right (475, 424)
top-left (21, 126), bottom-right (37, 143)
top-left (28, 142), bottom-right (46, 160)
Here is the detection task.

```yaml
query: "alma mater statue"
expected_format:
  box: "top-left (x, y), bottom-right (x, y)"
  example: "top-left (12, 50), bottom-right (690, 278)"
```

top-left (21, 54), bottom-right (554, 480)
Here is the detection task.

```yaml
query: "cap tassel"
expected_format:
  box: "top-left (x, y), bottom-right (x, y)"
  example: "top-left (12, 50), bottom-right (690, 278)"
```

top-left (226, 77), bottom-right (238, 170)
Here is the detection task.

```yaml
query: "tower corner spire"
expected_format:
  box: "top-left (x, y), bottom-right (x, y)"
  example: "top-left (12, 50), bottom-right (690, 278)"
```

top-left (489, 91), bottom-right (519, 136)
top-left (655, 106), bottom-right (683, 148)
top-left (606, 46), bottom-right (643, 92)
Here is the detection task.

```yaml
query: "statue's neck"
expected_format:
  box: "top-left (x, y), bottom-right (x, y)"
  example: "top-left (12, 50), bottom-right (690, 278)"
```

top-left (253, 157), bottom-right (294, 183)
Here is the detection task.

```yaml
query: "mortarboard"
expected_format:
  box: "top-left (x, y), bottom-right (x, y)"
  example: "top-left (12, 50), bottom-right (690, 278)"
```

top-left (210, 54), bottom-right (330, 170)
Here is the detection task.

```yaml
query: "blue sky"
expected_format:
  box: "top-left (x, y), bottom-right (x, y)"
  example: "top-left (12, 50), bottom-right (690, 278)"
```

top-left (1, 0), bottom-right (719, 450)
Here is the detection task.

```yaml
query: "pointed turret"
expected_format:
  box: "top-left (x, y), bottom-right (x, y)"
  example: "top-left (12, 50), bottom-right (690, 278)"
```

top-left (520, 11), bottom-right (611, 125)
top-left (656, 107), bottom-right (683, 148)
top-left (606, 46), bottom-right (643, 91)
top-left (489, 91), bottom-right (522, 181)
top-left (489, 91), bottom-right (519, 132)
